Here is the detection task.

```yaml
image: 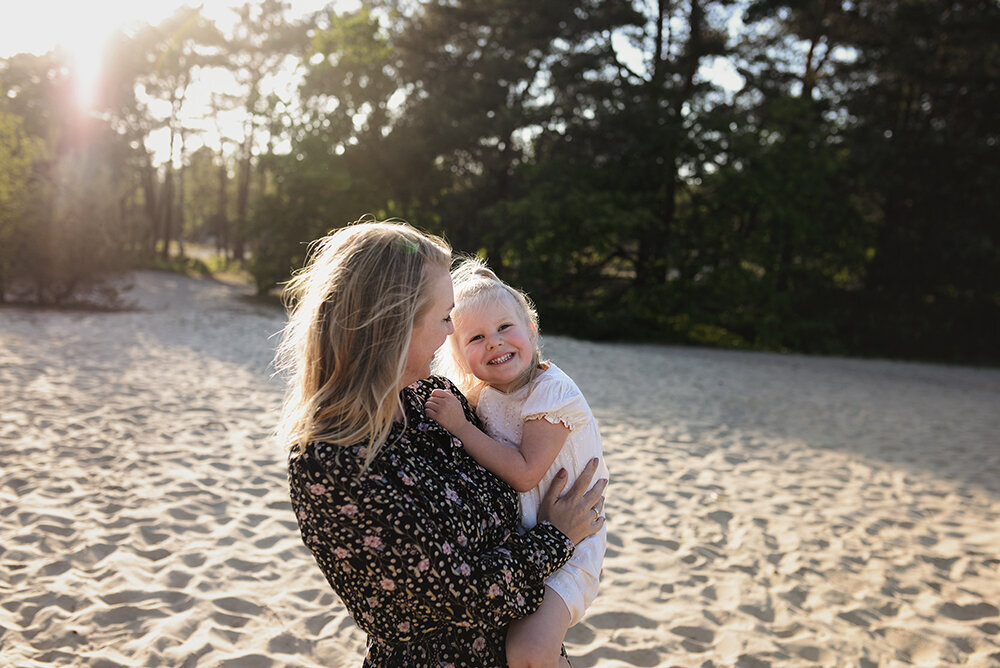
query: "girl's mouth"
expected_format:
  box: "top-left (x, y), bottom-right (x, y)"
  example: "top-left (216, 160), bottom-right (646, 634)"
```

top-left (488, 353), bottom-right (514, 365)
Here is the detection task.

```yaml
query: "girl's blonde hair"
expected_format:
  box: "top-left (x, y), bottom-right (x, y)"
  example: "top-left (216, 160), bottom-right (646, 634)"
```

top-left (275, 218), bottom-right (451, 469)
top-left (434, 256), bottom-right (543, 405)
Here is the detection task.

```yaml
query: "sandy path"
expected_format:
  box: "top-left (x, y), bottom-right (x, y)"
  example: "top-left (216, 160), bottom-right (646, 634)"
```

top-left (1, 271), bottom-right (998, 667)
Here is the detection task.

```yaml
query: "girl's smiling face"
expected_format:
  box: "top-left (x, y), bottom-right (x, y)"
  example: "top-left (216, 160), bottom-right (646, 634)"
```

top-left (453, 298), bottom-right (535, 393)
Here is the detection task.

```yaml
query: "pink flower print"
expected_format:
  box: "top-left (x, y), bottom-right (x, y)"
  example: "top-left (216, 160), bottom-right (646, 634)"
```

top-left (357, 446), bottom-right (369, 458)
top-left (458, 562), bottom-right (471, 576)
top-left (444, 664), bottom-right (456, 668)
top-left (367, 596), bottom-right (379, 608)
top-left (309, 483), bottom-right (327, 495)
top-left (381, 576), bottom-right (396, 591)
top-left (400, 472), bottom-right (415, 486)
top-left (340, 504), bottom-right (359, 515)
top-left (417, 558), bottom-right (430, 572)
top-left (296, 508), bottom-right (309, 521)
top-left (504, 570), bottom-right (513, 584)
top-left (334, 547), bottom-right (350, 559)
top-left (487, 583), bottom-right (501, 598)
top-left (397, 621), bottom-right (410, 634)
top-left (457, 534), bottom-right (468, 547)
top-left (364, 535), bottom-right (384, 550)
top-left (362, 611), bottom-right (374, 624)
top-left (452, 437), bottom-right (463, 448)
top-left (441, 541), bottom-right (452, 555)
top-left (515, 593), bottom-right (525, 607)
top-left (445, 489), bottom-right (460, 503)
top-left (341, 562), bottom-right (353, 573)
top-left (473, 637), bottom-right (486, 652)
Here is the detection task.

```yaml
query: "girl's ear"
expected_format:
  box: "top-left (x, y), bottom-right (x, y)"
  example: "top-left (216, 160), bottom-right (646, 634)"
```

top-left (528, 321), bottom-right (538, 341)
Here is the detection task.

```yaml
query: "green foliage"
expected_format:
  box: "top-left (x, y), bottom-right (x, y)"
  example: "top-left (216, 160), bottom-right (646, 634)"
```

top-left (2, 0), bottom-right (995, 362)
top-left (837, 0), bottom-right (1000, 360)
top-left (1, 54), bottom-right (133, 307)
top-left (0, 112), bottom-right (42, 300)
top-left (137, 253), bottom-right (214, 278)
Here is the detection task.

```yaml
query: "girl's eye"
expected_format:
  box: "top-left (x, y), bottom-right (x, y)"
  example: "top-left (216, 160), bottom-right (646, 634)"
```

top-left (469, 334), bottom-right (484, 343)
top-left (499, 323), bottom-right (512, 331)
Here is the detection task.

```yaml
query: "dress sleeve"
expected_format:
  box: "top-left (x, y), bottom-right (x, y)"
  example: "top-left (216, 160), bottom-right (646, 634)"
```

top-left (293, 377), bottom-right (577, 642)
top-left (356, 469), bottom-right (576, 633)
top-left (520, 372), bottom-right (590, 431)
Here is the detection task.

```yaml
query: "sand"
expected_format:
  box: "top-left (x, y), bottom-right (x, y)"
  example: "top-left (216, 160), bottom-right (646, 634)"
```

top-left (1, 270), bottom-right (998, 667)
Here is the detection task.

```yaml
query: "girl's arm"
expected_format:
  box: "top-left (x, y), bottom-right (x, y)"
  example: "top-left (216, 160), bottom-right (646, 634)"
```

top-left (426, 388), bottom-right (569, 493)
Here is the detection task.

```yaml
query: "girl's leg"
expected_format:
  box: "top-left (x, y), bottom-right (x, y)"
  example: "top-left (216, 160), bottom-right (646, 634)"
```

top-left (506, 586), bottom-right (573, 668)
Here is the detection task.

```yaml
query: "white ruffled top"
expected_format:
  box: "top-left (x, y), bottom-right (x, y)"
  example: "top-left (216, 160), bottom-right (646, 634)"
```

top-left (476, 361), bottom-right (608, 625)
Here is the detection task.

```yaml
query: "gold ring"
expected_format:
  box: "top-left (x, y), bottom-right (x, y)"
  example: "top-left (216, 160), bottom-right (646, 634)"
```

top-left (592, 507), bottom-right (600, 519)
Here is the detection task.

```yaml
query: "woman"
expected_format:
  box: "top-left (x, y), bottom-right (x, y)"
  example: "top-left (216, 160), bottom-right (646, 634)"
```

top-left (278, 219), bottom-right (607, 667)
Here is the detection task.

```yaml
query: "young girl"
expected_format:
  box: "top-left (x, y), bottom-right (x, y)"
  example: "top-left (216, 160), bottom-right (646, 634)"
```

top-left (425, 258), bottom-right (609, 668)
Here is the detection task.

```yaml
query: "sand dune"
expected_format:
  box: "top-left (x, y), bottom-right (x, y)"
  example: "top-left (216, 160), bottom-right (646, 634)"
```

top-left (1, 271), bottom-right (998, 667)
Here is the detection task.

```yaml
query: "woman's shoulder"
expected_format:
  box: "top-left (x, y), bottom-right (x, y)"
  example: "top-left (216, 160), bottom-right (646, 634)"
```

top-left (408, 375), bottom-right (476, 413)
top-left (291, 439), bottom-right (367, 478)
top-left (404, 375), bottom-right (457, 401)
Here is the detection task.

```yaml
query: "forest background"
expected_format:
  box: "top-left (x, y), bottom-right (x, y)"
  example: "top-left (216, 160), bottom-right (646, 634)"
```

top-left (1, 0), bottom-right (997, 364)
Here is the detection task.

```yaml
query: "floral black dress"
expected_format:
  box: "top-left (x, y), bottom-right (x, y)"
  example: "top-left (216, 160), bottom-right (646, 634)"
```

top-left (288, 376), bottom-right (576, 667)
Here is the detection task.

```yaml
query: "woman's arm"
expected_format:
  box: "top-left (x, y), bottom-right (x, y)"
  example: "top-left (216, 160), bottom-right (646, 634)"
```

top-left (426, 388), bottom-right (569, 493)
top-left (294, 457), bottom-right (601, 636)
top-left (357, 470), bottom-right (576, 630)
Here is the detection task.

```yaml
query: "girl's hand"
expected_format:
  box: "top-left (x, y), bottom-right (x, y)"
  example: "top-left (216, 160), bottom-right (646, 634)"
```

top-left (537, 458), bottom-right (607, 545)
top-left (425, 388), bottom-right (469, 434)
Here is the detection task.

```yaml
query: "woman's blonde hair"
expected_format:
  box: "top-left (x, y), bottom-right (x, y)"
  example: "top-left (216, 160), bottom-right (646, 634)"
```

top-left (434, 256), bottom-right (543, 405)
top-left (275, 218), bottom-right (451, 468)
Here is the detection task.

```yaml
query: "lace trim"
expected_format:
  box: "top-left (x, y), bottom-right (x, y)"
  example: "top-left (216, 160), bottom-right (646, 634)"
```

top-left (523, 413), bottom-right (576, 431)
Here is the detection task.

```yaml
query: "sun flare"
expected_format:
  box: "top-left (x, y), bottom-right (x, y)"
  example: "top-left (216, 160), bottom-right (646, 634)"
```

top-left (4, 1), bottom-right (186, 109)
top-left (3, 1), bottom-right (333, 161)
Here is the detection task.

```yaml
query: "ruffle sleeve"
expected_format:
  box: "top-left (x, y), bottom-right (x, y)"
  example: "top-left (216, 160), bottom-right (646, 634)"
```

top-left (520, 369), bottom-right (590, 431)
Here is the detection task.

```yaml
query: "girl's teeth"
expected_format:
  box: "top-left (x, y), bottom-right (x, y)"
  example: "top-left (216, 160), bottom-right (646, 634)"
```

top-left (489, 353), bottom-right (513, 365)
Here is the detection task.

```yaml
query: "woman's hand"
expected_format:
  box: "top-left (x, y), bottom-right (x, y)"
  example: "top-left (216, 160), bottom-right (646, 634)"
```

top-left (537, 458), bottom-right (607, 545)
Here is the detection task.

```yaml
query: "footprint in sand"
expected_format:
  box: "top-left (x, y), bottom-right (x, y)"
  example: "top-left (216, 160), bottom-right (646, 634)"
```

top-left (939, 602), bottom-right (999, 621)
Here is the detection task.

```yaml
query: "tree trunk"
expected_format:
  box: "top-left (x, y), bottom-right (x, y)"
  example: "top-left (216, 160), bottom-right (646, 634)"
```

top-left (233, 135), bottom-right (253, 263)
top-left (140, 160), bottom-right (160, 256)
top-left (216, 153), bottom-right (229, 258)
top-left (177, 163), bottom-right (186, 258)
top-left (161, 168), bottom-right (175, 260)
